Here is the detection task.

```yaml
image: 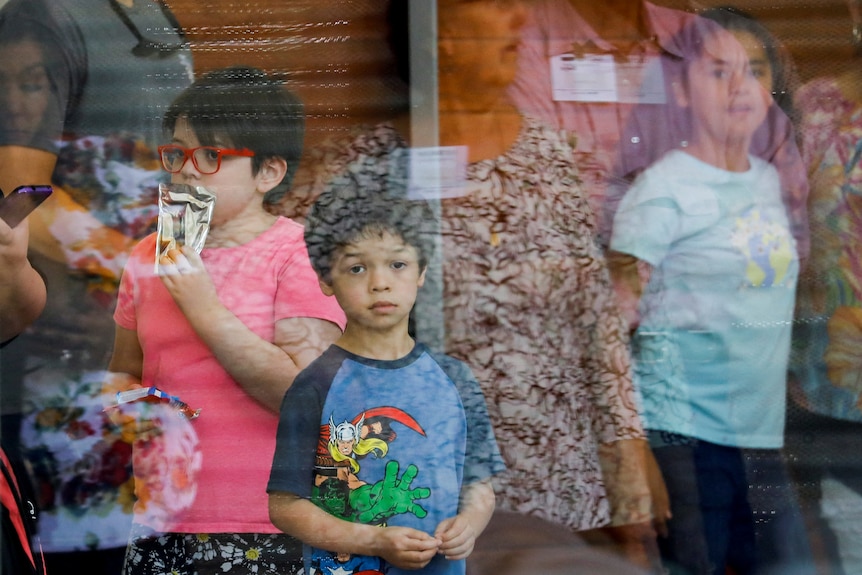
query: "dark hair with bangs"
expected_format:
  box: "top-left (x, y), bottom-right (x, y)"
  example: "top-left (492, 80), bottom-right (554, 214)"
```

top-left (162, 65), bottom-right (304, 205)
top-left (304, 162), bottom-right (437, 285)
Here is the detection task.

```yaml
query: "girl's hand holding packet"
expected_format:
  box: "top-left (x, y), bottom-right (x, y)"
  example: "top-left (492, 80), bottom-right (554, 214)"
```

top-left (155, 183), bottom-right (216, 274)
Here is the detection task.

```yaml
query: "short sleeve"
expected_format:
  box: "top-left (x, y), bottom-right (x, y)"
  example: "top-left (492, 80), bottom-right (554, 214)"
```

top-left (273, 227), bottom-right (346, 331)
top-left (508, 15), bottom-right (558, 129)
top-left (432, 352), bottom-right (506, 486)
top-left (610, 170), bottom-right (682, 267)
top-left (267, 369), bottom-right (328, 498)
top-left (113, 235), bottom-right (155, 331)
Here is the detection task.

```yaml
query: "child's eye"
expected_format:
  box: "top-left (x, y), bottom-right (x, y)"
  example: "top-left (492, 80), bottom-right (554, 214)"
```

top-left (20, 80), bottom-right (48, 94)
top-left (750, 66), bottom-right (767, 79)
top-left (348, 265), bottom-right (365, 274)
top-left (391, 261), bottom-right (408, 270)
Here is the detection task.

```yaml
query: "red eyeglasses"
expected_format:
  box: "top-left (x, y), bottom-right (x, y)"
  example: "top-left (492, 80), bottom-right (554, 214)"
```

top-left (158, 145), bottom-right (255, 175)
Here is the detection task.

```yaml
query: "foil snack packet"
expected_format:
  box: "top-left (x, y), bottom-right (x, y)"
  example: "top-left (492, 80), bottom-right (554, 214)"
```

top-left (155, 183), bottom-right (216, 273)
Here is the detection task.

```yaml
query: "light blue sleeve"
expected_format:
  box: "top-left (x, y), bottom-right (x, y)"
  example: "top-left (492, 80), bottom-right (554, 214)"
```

top-left (609, 168), bottom-right (682, 267)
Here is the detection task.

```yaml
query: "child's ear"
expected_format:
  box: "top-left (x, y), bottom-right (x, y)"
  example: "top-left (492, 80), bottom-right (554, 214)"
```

top-left (672, 79), bottom-right (689, 108)
top-left (318, 276), bottom-right (335, 297)
top-left (417, 266), bottom-right (427, 288)
top-left (256, 157), bottom-right (288, 194)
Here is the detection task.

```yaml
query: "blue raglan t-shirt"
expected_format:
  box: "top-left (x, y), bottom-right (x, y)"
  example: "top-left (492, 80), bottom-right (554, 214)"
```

top-left (268, 343), bottom-right (505, 575)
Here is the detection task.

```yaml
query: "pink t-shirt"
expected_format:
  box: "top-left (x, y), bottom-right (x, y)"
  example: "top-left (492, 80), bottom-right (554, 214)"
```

top-left (114, 217), bottom-right (346, 534)
top-left (509, 0), bottom-right (694, 219)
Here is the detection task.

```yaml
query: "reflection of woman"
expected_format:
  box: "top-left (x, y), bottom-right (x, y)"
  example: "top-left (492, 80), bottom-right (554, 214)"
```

top-left (790, 1), bottom-right (862, 569)
top-left (0, 1), bottom-right (194, 573)
top-left (434, 0), bottom-right (655, 551)
top-left (0, 26), bottom-right (50, 341)
top-left (0, 27), bottom-right (59, 146)
top-left (300, 0), bottom-right (659, 569)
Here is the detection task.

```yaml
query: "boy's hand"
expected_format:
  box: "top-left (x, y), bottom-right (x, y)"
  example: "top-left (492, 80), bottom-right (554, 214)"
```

top-left (158, 246), bottom-right (218, 314)
top-left (434, 514), bottom-right (477, 561)
top-left (375, 525), bottom-right (440, 570)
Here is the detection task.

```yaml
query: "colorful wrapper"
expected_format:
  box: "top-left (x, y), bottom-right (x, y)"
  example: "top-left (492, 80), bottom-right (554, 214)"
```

top-left (114, 386), bottom-right (201, 420)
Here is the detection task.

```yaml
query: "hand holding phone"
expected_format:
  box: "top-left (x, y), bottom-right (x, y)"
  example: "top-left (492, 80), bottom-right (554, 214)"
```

top-left (0, 185), bottom-right (53, 228)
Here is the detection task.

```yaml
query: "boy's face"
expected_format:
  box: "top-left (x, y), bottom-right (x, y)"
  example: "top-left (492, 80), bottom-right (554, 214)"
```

top-left (319, 231), bottom-right (426, 337)
top-left (674, 28), bottom-right (772, 151)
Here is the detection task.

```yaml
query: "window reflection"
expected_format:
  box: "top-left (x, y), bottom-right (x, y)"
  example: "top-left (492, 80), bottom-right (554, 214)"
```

top-left (1, 1), bottom-right (862, 574)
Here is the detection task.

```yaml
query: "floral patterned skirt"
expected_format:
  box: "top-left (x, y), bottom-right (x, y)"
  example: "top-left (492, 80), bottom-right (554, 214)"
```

top-left (123, 530), bottom-right (304, 575)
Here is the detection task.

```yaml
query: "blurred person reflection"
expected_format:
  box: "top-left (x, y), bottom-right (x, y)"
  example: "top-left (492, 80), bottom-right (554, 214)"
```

top-left (609, 5), bottom-right (809, 268)
top-left (508, 0), bottom-right (697, 241)
top-left (434, 0), bottom-right (662, 570)
top-left (697, 6), bottom-right (798, 126)
top-left (0, 0), bottom-right (193, 572)
top-left (298, 0), bottom-right (664, 571)
top-left (788, 0), bottom-right (862, 571)
top-left (0, 218), bottom-right (46, 344)
top-left (608, 19), bottom-right (814, 575)
top-left (0, 27), bottom-right (59, 147)
top-left (508, 0), bottom-right (808, 263)
top-left (0, 216), bottom-right (46, 575)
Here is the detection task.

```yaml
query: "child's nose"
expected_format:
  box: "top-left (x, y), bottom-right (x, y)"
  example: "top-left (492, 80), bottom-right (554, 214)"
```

top-left (369, 269), bottom-right (390, 292)
top-left (178, 156), bottom-right (201, 180)
top-left (729, 68), bottom-right (749, 94)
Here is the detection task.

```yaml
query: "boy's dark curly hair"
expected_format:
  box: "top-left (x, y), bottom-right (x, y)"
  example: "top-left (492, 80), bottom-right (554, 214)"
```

top-left (304, 160), bottom-right (437, 284)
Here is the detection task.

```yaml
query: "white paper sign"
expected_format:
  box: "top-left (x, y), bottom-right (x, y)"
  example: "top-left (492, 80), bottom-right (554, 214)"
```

top-left (551, 53), bottom-right (618, 102)
top-left (551, 53), bottom-right (666, 104)
top-left (408, 146), bottom-right (469, 200)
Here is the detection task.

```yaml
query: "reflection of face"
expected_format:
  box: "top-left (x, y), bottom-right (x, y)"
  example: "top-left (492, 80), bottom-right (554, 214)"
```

top-left (0, 39), bottom-right (51, 140)
top-left (730, 30), bottom-right (774, 97)
top-left (437, 0), bottom-right (527, 93)
top-left (675, 29), bottom-right (771, 150)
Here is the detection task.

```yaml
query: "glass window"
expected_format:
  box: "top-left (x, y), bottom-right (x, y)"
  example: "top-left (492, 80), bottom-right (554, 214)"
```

top-left (0, 1), bottom-right (858, 574)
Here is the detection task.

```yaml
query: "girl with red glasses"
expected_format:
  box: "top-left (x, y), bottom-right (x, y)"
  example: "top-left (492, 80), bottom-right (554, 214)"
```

top-left (105, 66), bottom-right (346, 575)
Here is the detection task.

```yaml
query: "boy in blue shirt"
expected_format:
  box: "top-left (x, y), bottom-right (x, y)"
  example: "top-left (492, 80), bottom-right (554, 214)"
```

top-left (267, 171), bottom-right (505, 575)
